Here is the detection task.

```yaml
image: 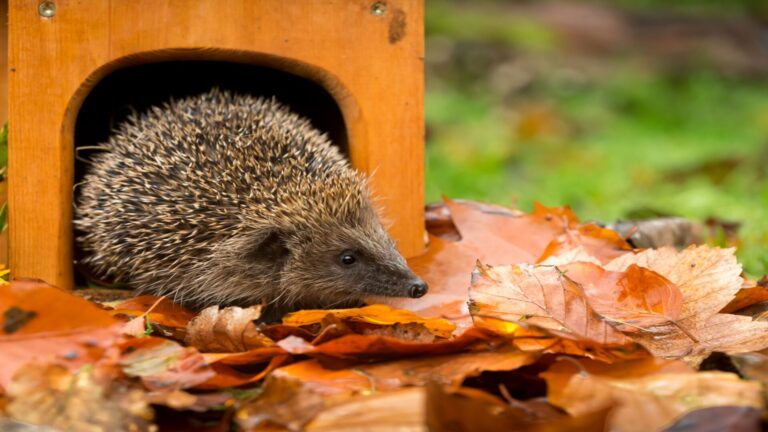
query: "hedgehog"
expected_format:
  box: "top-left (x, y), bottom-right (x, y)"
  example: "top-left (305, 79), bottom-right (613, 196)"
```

top-left (75, 88), bottom-right (427, 320)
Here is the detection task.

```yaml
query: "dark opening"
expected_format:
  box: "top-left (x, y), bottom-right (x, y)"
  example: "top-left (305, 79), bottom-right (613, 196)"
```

top-left (73, 61), bottom-right (348, 286)
top-left (75, 61), bottom-right (348, 159)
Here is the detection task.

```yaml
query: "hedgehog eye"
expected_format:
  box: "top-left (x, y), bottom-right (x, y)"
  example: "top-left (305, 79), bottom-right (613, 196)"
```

top-left (339, 251), bottom-right (358, 266)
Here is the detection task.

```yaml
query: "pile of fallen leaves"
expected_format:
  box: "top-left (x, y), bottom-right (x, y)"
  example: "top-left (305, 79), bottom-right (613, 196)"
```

top-left (3, 199), bottom-right (768, 431)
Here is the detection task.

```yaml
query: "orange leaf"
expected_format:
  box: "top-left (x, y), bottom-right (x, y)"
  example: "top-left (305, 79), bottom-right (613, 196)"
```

top-left (404, 200), bottom-right (574, 321)
top-left (236, 373), bottom-right (327, 431)
top-left (722, 276), bottom-right (768, 314)
top-left (563, 262), bottom-right (683, 331)
top-left (0, 327), bottom-right (123, 391)
top-left (1, 279), bottom-right (118, 335)
top-left (0, 280), bottom-right (123, 388)
top-left (606, 246), bottom-right (768, 359)
top-left (271, 348), bottom-right (536, 395)
top-left (117, 337), bottom-right (215, 391)
top-left (198, 354), bottom-right (290, 389)
top-left (425, 382), bottom-right (611, 432)
top-left (111, 295), bottom-right (195, 330)
top-left (537, 223), bottom-right (633, 265)
top-left (282, 304), bottom-right (456, 339)
top-left (469, 262), bottom-right (633, 347)
top-left (277, 327), bottom-right (505, 362)
top-left (235, 351), bottom-right (533, 431)
top-left (404, 199), bottom-right (631, 323)
top-left (305, 387), bottom-right (426, 431)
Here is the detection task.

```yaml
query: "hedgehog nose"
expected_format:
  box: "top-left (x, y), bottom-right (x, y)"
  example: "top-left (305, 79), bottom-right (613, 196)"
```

top-left (408, 280), bottom-right (428, 298)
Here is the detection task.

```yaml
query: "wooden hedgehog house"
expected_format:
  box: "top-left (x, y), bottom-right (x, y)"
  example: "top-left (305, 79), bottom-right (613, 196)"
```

top-left (7, 0), bottom-right (425, 290)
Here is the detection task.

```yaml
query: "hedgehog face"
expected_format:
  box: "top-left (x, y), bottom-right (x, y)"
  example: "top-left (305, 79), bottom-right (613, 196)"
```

top-left (275, 222), bottom-right (428, 310)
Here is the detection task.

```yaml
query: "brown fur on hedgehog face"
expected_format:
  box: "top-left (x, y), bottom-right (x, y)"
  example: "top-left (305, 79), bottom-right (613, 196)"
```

top-left (204, 206), bottom-right (426, 321)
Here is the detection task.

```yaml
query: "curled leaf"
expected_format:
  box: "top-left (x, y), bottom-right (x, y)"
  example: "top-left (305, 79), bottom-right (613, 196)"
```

top-left (185, 305), bottom-right (273, 352)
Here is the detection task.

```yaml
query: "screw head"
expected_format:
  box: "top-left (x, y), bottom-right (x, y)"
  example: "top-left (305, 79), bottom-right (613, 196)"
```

top-left (370, 2), bottom-right (387, 17)
top-left (38, 1), bottom-right (56, 18)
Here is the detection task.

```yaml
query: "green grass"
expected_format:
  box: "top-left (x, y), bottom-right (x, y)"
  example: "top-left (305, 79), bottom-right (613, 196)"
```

top-left (425, 2), bottom-right (557, 53)
top-left (425, 68), bottom-right (768, 276)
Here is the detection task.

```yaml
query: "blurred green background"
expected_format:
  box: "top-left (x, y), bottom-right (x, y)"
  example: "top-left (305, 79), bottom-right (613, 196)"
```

top-left (423, 0), bottom-right (768, 276)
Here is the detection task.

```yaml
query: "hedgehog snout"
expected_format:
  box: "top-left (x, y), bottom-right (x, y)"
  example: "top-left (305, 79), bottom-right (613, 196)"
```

top-left (387, 273), bottom-right (428, 298)
top-left (408, 279), bottom-right (428, 298)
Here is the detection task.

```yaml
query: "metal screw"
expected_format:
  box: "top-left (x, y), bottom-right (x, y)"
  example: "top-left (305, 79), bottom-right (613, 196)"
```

top-left (38, 1), bottom-right (56, 18)
top-left (370, 2), bottom-right (387, 17)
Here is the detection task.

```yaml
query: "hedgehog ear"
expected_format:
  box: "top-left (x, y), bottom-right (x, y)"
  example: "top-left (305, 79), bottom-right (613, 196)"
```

top-left (248, 230), bottom-right (290, 267)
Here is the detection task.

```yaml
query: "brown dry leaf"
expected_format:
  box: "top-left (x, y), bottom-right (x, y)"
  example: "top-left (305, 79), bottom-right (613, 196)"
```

top-left (1, 279), bottom-right (119, 335)
top-left (266, 361), bottom-right (562, 430)
top-left (359, 322), bottom-right (437, 343)
top-left (630, 313), bottom-right (768, 364)
top-left (469, 262), bottom-right (633, 347)
top-left (202, 346), bottom-right (289, 367)
top-left (537, 223), bottom-right (633, 265)
top-left (185, 305), bottom-right (274, 352)
top-left (112, 295), bottom-right (196, 330)
top-left (536, 244), bottom-right (603, 266)
top-left (195, 345), bottom-right (291, 389)
top-left (561, 262), bottom-right (683, 331)
top-left (269, 348), bottom-right (536, 396)
top-left (500, 324), bottom-right (649, 362)
top-left (5, 363), bottom-right (154, 432)
top-left (264, 359), bottom-right (371, 396)
top-left (117, 337), bottom-right (215, 391)
top-left (402, 201), bottom-right (566, 320)
top-left (282, 304), bottom-right (456, 339)
top-left (606, 246), bottom-right (768, 359)
top-left (305, 387), bottom-right (426, 431)
top-left (424, 201), bottom-right (463, 240)
top-left (228, 360), bottom-right (459, 431)
top-left (721, 276), bottom-right (768, 314)
top-left (542, 357), bottom-right (762, 432)
top-left (606, 246), bottom-right (742, 318)
top-left (199, 357), bottom-right (291, 390)
top-left (0, 280), bottom-right (124, 388)
top-left (425, 383), bottom-right (611, 432)
top-left (236, 365), bottom-right (429, 431)
top-left (0, 327), bottom-right (125, 390)
top-left (404, 200), bottom-right (630, 323)
top-left (236, 373), bottom-right (326, 431)
top-left (276, 326), bottom-right (506, 363)
top-left (403, 234), bottom-right (479, 322)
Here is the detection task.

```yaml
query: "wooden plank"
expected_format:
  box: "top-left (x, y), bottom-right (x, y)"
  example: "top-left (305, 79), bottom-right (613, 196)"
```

top-left (9, 0), bottom-right (111, 289)
top-left (0, 0), bottom-right (8, 267)
top-left (10, 0), bottom-right (424, 290)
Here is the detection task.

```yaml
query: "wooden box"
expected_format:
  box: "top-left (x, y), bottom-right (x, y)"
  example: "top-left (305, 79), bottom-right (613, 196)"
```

top-left (8, 0), bottom-right (425, 290)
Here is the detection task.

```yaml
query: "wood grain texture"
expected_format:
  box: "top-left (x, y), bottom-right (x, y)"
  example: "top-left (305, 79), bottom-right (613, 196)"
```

top-left (9, 0), bottom-right (425, 290)
top-left (0, 0), bottom-right (8, 267)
